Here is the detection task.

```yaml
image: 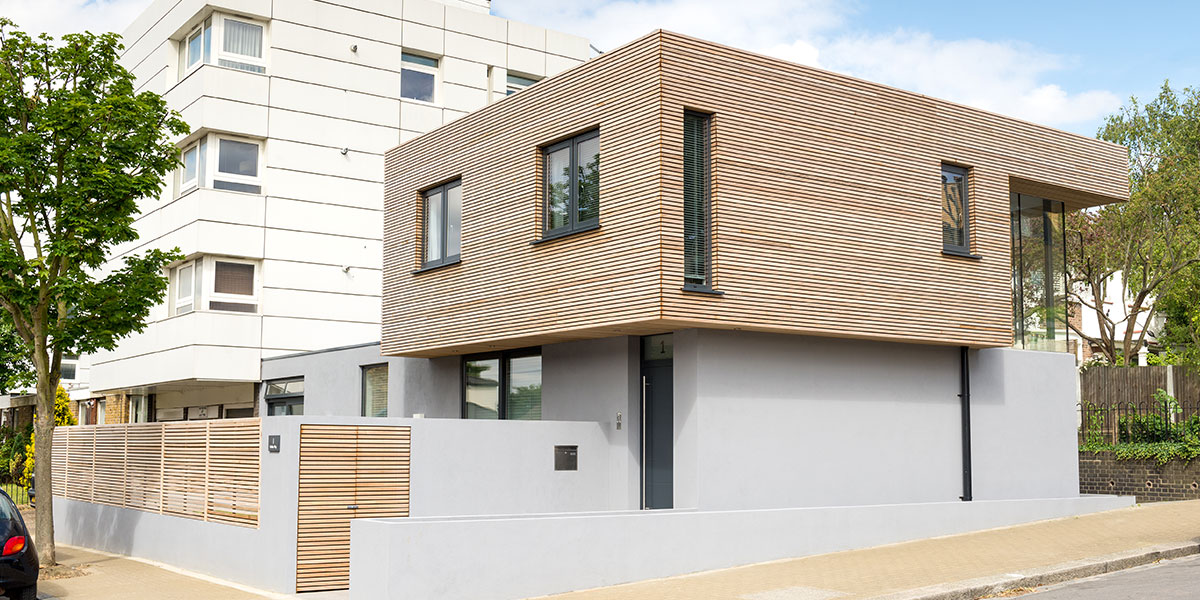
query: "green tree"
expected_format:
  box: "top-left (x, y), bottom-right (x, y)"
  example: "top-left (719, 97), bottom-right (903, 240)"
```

top-left (1067, 82), bottom-right (1200, 364)
top-left (20, 384), bottom-right (75, 489)
top-left (0, 20), bottom-right (186, 563)
top-left (1155, 264), bottom-right (1200, 364)
top-left (0, 313), bottom-right (32, 393)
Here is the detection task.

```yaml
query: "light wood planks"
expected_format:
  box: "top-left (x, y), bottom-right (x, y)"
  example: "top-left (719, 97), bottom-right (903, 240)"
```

top-left (49, 419), bottom-right (260, 527)
top-left (295, 424), bottom-right (410, 593)
top-left (381, 30), bottom-right (1129, 358)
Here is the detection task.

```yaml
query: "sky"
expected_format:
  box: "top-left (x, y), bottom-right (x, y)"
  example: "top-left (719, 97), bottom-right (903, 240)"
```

top-left (4, 0), bottom-right (1197, 137)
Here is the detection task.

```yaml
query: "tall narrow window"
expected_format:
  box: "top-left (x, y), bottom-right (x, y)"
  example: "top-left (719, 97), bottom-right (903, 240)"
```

top-left (174, 262), bottom-right (195, 315)
top-left (684, 111), bottom-right (712, 289)
top-left (362, 364), bottom-right (388, 417)
top-left (420, 179), bottom-right (462, 269)
top-left (463, 349), bottom-right (542, 420)
top-left (401, 53), bottom-right (438, 102)
top-left (542, 130), bottom-right (600, 238)
top-left (941, 164), bottom-right (971, 254)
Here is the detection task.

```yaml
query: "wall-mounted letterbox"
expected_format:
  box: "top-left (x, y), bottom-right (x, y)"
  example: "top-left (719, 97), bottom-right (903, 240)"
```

top-left (554, 445), bottom-right (578, 471)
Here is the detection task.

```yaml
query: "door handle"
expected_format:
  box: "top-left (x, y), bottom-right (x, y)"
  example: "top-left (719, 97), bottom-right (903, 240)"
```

top-left (346, 505), bottom-right (359, 510)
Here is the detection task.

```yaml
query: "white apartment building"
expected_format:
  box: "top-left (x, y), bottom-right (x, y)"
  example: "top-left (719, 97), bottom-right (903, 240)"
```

top-left (82, 0), bottom-right (591, 421)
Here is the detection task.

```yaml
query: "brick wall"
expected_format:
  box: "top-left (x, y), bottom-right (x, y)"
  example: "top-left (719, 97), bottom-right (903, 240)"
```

top-left (104, 394), bottom-right (129, 424)
top-left (1080, 451), bottom-right (1200, 502)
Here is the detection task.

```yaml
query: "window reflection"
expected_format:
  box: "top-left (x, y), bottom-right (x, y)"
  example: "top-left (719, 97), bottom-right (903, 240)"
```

top-left (1011, 193), bottom-right (1068, 352)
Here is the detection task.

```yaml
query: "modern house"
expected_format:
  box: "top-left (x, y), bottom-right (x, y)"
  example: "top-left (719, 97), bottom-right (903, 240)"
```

top-left (73, 0), bottom-right (590, 423)
top-left (52, 28), bottom-right (1134, 600)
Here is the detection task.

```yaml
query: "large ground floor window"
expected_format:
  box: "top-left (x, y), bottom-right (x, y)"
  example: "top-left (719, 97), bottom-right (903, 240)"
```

top-left (463, 348), bottom-right (542, 420)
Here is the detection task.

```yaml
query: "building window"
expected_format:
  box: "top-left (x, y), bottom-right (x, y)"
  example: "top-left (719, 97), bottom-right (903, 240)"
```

top-left (79, 399), bottom-right (105, 425)
top-left (1012, 193), bottom-right (1068, 352)
top-left (60, 362), bottom-right (77, 381)
top-left (941, 164), bottom-right (971, 254)
top-left (543, 130), bottom-right (600, 237)
top-left (362, 364), bottom-right (388, 417)
top-left (218, 17), bottom-right (266, 73)
top-left (172, 261), bottom-right (197, 315)
top-left (401, 53), bottom-right (438, 102)
top-left (210, 260), bottom-right (257, 312)
top-left (463, 349), bottom-right (541, 420)
top-left (265, 378), bottom-right (304, 416)
top-left (130, 394), bottom-right (154, 423)
top-left (421, 180), bottom-right (462, 269)
top-left (684, 111), bottom-right (712, 289)
top-left (506, 73), bottom-right (539, 95)
top-left (178, 134), bottom-right (262, 196)
top-left (177, 13), bottom-right (265, 81)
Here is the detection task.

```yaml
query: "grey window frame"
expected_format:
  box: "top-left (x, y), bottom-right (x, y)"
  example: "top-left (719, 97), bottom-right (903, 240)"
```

top-left (541, 129), bottom-right (600, 239)
top-left (361, 363), bottom-right (388, 418)
top-left (460, 347), bottom-right (542, 420)
top-left (683, 111), bottom-right (714, 292)
top-left (420, 179), bottom-right (462, 270)
top-left (941, 163), bottom-right (973, 256)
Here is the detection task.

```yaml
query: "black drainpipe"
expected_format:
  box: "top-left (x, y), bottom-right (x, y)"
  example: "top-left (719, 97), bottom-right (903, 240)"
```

top-left (959, 345), bottom-right (973, 501)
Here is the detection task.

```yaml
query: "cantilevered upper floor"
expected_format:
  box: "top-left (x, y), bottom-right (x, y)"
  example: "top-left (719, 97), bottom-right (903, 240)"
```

top-left (381, 30), bottom-right (1129, 358)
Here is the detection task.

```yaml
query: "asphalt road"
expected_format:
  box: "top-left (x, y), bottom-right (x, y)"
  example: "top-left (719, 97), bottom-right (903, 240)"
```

top-left (1025, 553), bottom-right (1200, 599)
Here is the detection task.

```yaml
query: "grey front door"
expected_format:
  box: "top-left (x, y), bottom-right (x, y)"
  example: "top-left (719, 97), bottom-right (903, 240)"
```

top-left (642, 334), bottom-right (674, 509)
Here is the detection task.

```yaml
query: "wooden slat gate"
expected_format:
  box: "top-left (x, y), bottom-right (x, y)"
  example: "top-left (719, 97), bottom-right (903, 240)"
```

top-left (296, 424), bottom-right (410, 593)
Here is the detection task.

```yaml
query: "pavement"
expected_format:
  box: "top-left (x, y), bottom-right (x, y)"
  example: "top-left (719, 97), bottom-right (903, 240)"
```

top-left (537, 499), bottom-right (1200, 600)
top-left (19, 499), bottom-right (1200, 600)
top-left (1024, 553), bottom-right (1200, 599)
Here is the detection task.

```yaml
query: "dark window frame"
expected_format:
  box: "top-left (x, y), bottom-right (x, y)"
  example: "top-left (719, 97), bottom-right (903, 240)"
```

top-left (541, 129), bottom-right (600, 239)
top-left (419, 179), bottom-right (462, 270)
top-left (264, 377), bottom-right (304, 416)
top-left (460, 347), bottom-right (542, 420)
top-left (941, 163), bottom-right (973, 256)
top-left (683, 111), bottom-right (715, 292)
top-left (361, 363), bottom-right (389, 418)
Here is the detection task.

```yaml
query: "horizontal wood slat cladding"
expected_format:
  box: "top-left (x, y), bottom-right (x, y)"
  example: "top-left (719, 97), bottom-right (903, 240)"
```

top-left (49, 419), bottom-right (260, 527)
top-left (295, 424), bottom-right (411, 593)
top-left (381, 30), bottom-right (1128, 357)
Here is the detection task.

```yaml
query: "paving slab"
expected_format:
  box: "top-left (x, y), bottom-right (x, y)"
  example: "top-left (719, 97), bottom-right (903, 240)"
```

top-left (35, 545), bottom-right (276, 600)
top-left (535, 499), bottom-right (1200, 600)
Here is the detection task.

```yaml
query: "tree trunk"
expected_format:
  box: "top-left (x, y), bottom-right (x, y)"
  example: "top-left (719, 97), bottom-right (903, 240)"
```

top-left (32, 348), bottom-right (55, 566)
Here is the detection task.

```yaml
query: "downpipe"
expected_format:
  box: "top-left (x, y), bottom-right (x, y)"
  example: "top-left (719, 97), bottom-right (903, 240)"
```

top-left (959, 346), bottom-right (973, 502)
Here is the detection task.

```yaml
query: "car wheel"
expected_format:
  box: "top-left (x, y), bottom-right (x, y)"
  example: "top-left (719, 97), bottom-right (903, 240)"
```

top-left (10, 584), bottom-right (35, 600)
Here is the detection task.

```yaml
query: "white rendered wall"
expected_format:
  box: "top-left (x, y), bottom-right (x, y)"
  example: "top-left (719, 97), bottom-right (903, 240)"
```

top-left (88, 0), bottom-right (591, 395)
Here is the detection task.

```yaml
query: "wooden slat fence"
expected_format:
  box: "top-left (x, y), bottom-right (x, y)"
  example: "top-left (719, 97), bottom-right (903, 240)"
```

top-left (1079, 366), bottom-right (1200, 444)
top-left (50, 418), bottom-right (260, 527)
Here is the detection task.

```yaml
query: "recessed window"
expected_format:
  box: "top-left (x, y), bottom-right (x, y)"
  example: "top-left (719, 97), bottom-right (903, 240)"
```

top-left (684, 111), bottom-right (712, 289)
top-left (421, 179), bottom-right (462, 269)
top-left (401, 52), bottom-right (438, 102)
top-left (177, 14), bottom-right (265, 80)
top-left (463, 349), bottom-right (541, 420)
top-left (218, 18), bottom-right (266, 73)
top-left (362, 364), bottom-right (388, 417)
top-left (543, 130), bottom-right (600, 237)
top-left (506, 73), bottom-right (539, 95)
top-left (941, 164), bottom-right (971, 254)
top-left (211, 260), bottom-right (257, 312)
top-left (265, 378), bottom-right (304, 416)
top-left (179, 134), bottom-right (262, 195)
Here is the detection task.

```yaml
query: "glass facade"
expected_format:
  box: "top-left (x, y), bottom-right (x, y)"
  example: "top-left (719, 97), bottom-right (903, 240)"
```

top-left (1011, 193), bottom-right (1068, 352)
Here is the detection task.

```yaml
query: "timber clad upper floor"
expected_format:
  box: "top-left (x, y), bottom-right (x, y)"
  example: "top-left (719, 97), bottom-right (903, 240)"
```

top-left (381, 30), bottom-right (1129, 358)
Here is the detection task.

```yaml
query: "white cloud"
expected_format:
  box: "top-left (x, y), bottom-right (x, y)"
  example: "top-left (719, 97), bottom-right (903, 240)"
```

top-left (494, 0), bottom-right (1120, 129)
top-left (0, 0), bottom-right (152, 38)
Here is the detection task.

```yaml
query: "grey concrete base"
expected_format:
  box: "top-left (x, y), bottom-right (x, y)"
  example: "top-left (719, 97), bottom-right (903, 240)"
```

top-left (869, 541), bottom-right (1200, 600)
top-left (348, 495), bottom-right (1135, 600)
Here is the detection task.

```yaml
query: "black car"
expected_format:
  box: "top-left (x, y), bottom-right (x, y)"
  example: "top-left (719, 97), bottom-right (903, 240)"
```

top-left (0, 490), bottom-right (36, 599)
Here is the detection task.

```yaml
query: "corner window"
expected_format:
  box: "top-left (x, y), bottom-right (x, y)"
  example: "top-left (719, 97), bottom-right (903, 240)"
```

top-left (506, 73), bottom-right (539, 95)
top-left (684, 111), bottom-right (712, 289)
top-left (463, 349), bottom-right (541, 420)
top-left (265, 378), bottom-right (304, 416)
top-left (543, 130), bottom-right (600, 237)
top-left (421, 180), bottom-right (462, 269)
top-left (176, 13), bottom-right (265, 81)
top-left (172, 261), bottom-right (197, 315)
top-left (178, 134), bottom-right (262, 195)
top-left (401, 53), bottom-right (438, 102)
top-left (362, 364), bottom-right (388, 417)
top-left (941, 164), bottom-right (971, 254)
top-left (218, 17), bottom-right (266, 73)
top-left (210, 260), bottom-right (257, 312)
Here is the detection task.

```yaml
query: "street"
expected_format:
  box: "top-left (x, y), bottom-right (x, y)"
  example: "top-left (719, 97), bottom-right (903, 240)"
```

top-left (1025, 553), bottom-right (1200, 599)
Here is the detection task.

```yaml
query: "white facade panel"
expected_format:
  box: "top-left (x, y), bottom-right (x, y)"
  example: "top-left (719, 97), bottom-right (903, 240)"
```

top-left (507, 45), bottom-right (546, 78)
top-left (507, 20), bottom-right (546, 51)
top-left (267, 139), bottom-right (384, 182)
top-left (265, 197), bottom-right (382, 239)
top-left (400, 21), bottom-right (445, 56)
top-left (260, 287), bottom-right (381, 322)
top-left (262, 169), bottom-right (383, 209)
top-left (444, 30), bottom-right (506, 65)
top-left (274, 0), bottom-right (402, 43)
top-left (272, 50), bottom-right (400, 99)
top-left (268, 78), bottom-right (400, 129)
top-left (268, 108), bottom-right (399, 153)
top-left (269, 21), bottom-right (404, 74)
top-left (261, 316), bottom-right (380, 351)
top-left (263, 229), bottom-right (380, 269)
top-left (261, 259), bottom-right (382, 297)
top-left (403, 0), bottom-right (447, 28)
top-left (445, 5), bottom-right (506, 41)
